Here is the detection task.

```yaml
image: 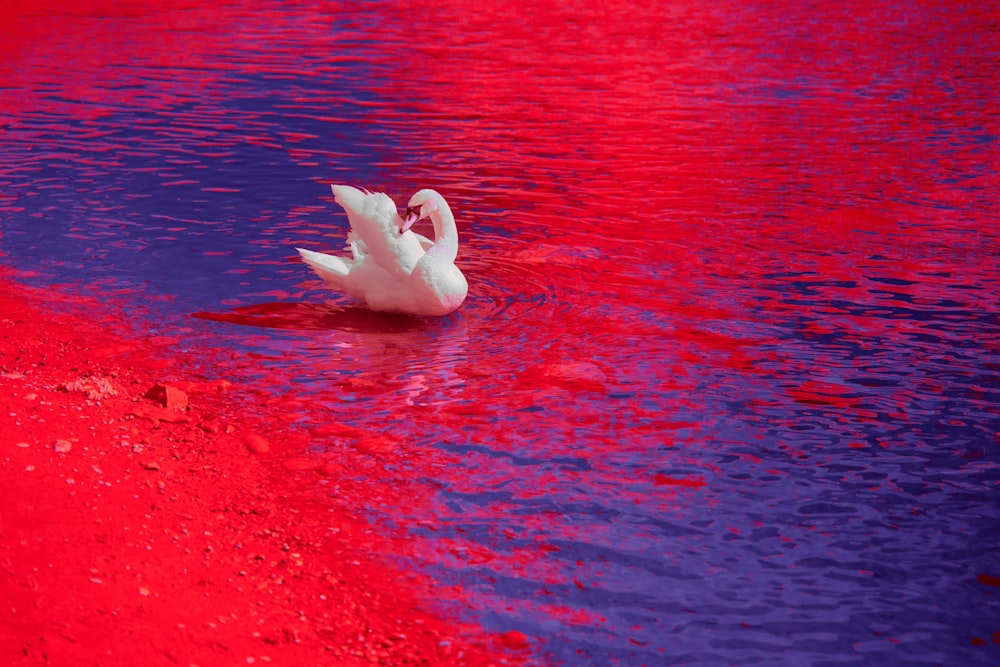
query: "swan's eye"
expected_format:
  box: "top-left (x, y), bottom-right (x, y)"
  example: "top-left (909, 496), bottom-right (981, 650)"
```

top-left (405, 205), bottom-right (420, 219)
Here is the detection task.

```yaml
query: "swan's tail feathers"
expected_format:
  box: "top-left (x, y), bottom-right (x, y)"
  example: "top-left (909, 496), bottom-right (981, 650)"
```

top-left (297, 247), bottom-right (352, 289)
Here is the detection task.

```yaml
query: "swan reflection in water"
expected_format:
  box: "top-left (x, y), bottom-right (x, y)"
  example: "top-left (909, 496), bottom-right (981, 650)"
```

top-left (192, 301), bottom-right (471, 408)
top-left (192, 301), bottom-right (429, 334)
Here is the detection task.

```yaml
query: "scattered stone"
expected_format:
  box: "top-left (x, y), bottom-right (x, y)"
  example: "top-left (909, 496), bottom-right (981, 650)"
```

top-left (144, 383), bottom-right (189, 411)
top-left (199, 421), bottom-right (220, 434)
top-left (61, 375), bottom-right (119, 400)
top-left (15, 442), bottom-right (30, 448)
top-left (54, 439), bottom-right (73, 453)
top-left (244, 433), bottom-right (271, 455)
top-left (143, 461), bottom-right (160, 471)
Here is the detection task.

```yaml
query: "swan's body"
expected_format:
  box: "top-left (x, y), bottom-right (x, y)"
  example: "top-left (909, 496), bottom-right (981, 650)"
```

top-left (297, 185), bottom-right (468, 316)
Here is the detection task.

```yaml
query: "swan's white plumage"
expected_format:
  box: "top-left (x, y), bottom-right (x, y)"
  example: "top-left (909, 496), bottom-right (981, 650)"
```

top-left (330, 185), bottom-right (423, 276)
top-left (296, 185), bottom-right (468, 316)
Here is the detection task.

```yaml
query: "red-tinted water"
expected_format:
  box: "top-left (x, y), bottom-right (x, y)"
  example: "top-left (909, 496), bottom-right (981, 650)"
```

top-left (2, 2), bottom-right (998, 664)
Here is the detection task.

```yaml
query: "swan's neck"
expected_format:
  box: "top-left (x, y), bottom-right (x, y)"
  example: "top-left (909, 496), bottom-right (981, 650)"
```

top-left (427, 200), bottom-right (459, 264)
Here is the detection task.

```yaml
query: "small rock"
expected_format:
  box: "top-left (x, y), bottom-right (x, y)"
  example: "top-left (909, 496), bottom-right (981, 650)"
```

top-left (199, 421), bottom-right (220, 434)
top-left (54, 439), bottom-right (73, 453)
top-left (144, 383), bottom-right (189, 411)
top-left (15, 442), bottom-right (30, 448)
top-left (61, 375), bottom-right (118, 400)
top-left (244, 433), bottom-right (270, 455)
top-left (143, 461), bottom-right (160, 471)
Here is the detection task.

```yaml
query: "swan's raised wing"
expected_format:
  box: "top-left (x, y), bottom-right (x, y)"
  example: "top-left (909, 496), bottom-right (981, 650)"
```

top-left (331, 185), bottom-right (424, 276)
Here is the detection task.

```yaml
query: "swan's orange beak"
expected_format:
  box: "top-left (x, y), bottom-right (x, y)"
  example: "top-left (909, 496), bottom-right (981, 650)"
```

top-left (400, 206), bottom-right (420, 234)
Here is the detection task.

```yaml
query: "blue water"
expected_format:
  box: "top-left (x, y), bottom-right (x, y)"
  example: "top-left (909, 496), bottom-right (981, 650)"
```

top-left (2, 2), bottom-right (999, 665)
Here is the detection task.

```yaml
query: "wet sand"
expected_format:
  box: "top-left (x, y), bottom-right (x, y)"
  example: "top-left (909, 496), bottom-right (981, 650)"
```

top-left (0, 267), bottom-right (524, 666)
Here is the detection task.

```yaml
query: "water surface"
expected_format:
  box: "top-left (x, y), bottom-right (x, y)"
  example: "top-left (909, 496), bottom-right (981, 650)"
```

top-left (2, 2), bottom-right (998, 664)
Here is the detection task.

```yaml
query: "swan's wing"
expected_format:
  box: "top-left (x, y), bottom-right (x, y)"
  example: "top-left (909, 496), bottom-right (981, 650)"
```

top-left (331, 185), bottom-right (424, 276)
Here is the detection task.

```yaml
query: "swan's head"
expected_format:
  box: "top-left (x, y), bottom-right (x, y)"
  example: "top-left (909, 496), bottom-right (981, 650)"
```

top-left (400, 189), bottom-right (445, 234)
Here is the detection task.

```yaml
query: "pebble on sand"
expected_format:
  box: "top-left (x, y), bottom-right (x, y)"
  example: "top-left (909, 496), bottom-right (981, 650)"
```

top-left (243, 433), bottom-right (270, 455)
top-left (144, 383), bottom-right (189, 411)
top-left (54, 439), bottom-right (73, 453)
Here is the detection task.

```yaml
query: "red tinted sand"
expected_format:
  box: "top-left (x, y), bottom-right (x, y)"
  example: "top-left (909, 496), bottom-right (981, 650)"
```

top-left (0, 268), bottom-right (521, 666)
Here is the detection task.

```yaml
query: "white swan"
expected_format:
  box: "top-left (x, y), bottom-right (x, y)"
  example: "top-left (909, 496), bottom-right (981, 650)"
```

top-left (297, 185), bottom-right (468, 316)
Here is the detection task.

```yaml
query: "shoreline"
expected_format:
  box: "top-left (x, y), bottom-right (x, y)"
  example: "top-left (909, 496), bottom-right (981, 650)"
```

top-left (0, 266), bottom-right (523, 666)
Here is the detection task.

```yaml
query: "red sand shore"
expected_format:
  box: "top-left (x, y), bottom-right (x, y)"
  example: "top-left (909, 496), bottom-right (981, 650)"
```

top-left (0, 268), bottom-right (525, 666)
